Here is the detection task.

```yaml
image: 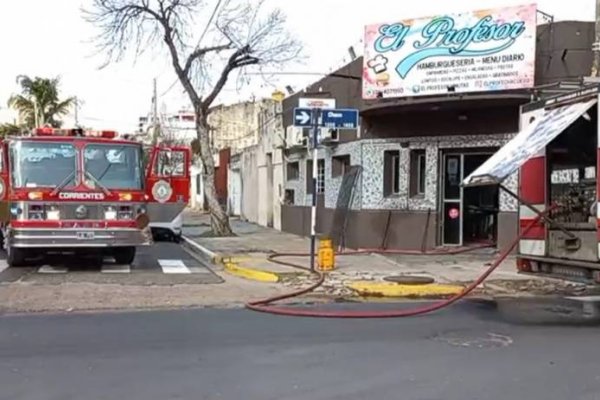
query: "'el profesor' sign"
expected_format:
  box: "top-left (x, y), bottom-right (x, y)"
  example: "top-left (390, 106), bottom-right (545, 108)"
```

top-left (371, 15), bottom-right (527, 78)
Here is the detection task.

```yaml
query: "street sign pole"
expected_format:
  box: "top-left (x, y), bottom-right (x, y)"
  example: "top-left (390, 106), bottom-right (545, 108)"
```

top-left (309, 107), bottom-right (320, 272)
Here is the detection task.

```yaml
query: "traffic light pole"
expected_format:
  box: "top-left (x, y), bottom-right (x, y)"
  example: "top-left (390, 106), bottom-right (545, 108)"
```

top-left (309, 107), bottom-right (321, 272)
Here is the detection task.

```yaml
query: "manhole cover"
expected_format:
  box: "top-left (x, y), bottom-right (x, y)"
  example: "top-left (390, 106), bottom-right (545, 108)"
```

top-left (383, 275), bottom-right (435, 285)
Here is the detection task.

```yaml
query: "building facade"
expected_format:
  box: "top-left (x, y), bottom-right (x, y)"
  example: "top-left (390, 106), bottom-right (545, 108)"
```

top-left (227, 99), bottom-right (285, 228)
top-left (280, 20), bottom-right (595, 250)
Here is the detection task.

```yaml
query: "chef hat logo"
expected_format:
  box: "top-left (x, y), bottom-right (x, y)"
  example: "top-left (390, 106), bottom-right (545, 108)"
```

top-left (367, 54), bottom-right (388, 74)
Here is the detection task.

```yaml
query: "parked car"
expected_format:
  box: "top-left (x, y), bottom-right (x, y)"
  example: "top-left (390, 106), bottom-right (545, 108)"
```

top-left (149, 212), bottom-right (183, 243)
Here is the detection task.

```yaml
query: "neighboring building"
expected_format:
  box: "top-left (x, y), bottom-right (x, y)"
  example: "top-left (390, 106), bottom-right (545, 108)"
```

top-left (279, 15), bottom-right (595, 251)
top-left (227, 99), bottom-right (284, 227)
top-left (208, 99), bottom-right (269, 153)
top-left (137, 99), bottom-right (279, 212)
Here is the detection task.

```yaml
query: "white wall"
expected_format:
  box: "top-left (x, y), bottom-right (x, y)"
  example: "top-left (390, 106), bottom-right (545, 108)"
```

top-left (241, 149), bottom-right (259, 223)
top-left (189, 164), bottom-right (204, 210)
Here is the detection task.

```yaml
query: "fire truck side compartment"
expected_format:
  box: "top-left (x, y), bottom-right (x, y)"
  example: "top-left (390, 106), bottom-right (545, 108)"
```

top-left (546, 105), bottom-right (598, 262)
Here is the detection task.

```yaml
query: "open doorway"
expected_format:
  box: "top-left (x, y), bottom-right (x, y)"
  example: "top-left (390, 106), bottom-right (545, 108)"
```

top-left (441, 151), bottom-right (499, 246)
top-left (462, 155), bottom-right (499, 244)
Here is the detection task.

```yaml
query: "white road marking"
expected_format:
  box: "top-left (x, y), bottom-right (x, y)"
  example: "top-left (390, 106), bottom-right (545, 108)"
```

top-left (158, 259), bottom-right (190, 274)
top-left (101, 264), bottom-right (131, 273)
top-left (0, 259), bottom-right (8, 273)
top-left (38, 266), bottom-right (68, 274)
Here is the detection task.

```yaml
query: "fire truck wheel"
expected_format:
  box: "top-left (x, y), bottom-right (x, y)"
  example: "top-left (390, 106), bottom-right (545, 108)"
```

top-left (113, 247), bottom-right (136, 265)
top-left (7, 246), bottom-right (27, 267)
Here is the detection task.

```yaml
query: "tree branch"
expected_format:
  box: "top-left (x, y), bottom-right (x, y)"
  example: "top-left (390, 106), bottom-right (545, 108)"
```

top-left (200, 45), bottom-right (258, 111)
top-left (183, 43), bottom-right (232, 75)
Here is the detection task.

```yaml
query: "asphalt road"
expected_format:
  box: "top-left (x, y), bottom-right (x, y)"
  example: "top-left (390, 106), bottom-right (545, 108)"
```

top-left (1, 302), bottom-right (600, 400)
top-left (0, 241), bottom-right (222, 285)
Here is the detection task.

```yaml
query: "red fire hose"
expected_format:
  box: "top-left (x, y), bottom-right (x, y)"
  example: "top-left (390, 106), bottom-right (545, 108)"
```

top-left (245, 212), bottom-right (547, 318)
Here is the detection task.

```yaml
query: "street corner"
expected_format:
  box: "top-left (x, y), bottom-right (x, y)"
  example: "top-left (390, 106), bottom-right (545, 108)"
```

top-left (222, 255), bottom-right (281, 283)
top-left (346, 280), bottom-right (464, 299)
top-left (0, 242), bottom-right (224, 287)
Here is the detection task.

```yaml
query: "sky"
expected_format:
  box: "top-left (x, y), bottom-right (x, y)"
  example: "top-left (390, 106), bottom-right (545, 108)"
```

top-left (0, 0), bottom-right (595, 133)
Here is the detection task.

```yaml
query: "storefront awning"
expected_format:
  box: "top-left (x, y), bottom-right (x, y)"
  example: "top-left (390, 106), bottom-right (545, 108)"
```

top-left (463, 99), bottom-right (597, 187)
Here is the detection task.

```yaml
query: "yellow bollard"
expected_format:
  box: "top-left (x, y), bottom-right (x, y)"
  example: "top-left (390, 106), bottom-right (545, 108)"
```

top-left (317, 237), bottom-right (335, 272)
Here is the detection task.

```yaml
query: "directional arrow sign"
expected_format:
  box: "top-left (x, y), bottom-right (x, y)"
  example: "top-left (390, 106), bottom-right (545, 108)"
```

top-left (321, 109), bottom-right (359, 129)
top-left (293, 108), bottom-right (313, 127)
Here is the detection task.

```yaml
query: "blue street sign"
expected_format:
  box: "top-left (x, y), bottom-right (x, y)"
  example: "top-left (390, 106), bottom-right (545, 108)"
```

top-left (321, 109), bottom-right (359, 129)
top-left (293, 108), bottom-right (313, 127)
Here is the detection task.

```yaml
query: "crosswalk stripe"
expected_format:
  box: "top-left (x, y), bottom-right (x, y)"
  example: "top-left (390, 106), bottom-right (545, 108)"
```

top-left (158, 259), bottom-right (191, 274)
top-left (101, 264), bottom-right (131, 273)
top-left (38, 266), bottom-right (68, 274)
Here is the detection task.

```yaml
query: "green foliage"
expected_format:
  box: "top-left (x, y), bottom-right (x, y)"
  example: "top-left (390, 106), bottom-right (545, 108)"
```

top-left (0, 123), bottom-right (23, 137)
top-left (8, 75), bottom-right (75, 128)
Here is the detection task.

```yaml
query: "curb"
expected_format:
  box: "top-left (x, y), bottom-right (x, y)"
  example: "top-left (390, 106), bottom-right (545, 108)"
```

top-left (346, 281), bottom-right (464, 298)
top-left (182, 236), bottom-right (223, 264)
top-left (182, 236), bottom-right (279, 283)
top-left (223, 259), bottom-right (280, 283)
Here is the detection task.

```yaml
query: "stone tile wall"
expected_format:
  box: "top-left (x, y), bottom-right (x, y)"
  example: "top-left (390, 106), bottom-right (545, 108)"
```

top-left (283, 133), bottom-right (519, 212)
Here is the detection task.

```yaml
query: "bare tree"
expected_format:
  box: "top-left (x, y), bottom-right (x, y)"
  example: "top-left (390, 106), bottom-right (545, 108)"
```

top-left (84, 0), bottom-right (302, 235)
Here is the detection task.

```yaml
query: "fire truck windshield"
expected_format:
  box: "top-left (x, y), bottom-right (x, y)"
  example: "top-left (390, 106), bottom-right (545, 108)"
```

top-left (83, 143), bottom-right (143, 190)
top-left (10, 141), bottom-right (77, 188)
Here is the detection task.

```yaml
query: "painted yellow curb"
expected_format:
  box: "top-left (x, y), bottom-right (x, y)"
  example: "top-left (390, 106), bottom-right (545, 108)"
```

top-left (347, 281), bottom-right (464, 298)
top-left (223, 261), bottom-right (280, 283)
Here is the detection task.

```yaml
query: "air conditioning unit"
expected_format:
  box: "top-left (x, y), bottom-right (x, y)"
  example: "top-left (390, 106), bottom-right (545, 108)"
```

top-left (319, 128), bottom-right (339, 144)
top-left (286, 126), bottom-right (307, 148)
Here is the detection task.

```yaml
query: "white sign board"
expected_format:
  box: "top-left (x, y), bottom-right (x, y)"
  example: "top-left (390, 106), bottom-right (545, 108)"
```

top-left (463, 100), bottom-right (597, 187)
top-left (298, 98), bottom-right (336, 109)
top-left (362, 4), bottom-right (537, 99)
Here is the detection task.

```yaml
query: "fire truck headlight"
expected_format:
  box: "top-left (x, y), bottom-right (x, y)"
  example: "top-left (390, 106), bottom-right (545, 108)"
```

top-left (104, 206), bottom-right (117, 220)
top-left (46, 206), bottom-right (60, 221)
top-left (10, 204), bottom-right (22, 217)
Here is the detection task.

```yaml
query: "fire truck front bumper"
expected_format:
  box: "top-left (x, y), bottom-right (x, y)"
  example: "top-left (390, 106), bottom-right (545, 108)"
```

top-left (7, 227), bottom-right (152, 248)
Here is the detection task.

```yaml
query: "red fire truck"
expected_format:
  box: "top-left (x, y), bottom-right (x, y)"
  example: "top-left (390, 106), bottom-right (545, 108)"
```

top-left (0, 127), bottom-right (191, 267)
top-left (464, 82), bottom-right (600, 282)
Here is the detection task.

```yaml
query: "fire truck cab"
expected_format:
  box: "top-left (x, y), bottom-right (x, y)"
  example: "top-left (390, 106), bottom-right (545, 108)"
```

top-left (464, 81), bottom-right (600, 282)
top-left (0, 127), bottom-right (191, 267)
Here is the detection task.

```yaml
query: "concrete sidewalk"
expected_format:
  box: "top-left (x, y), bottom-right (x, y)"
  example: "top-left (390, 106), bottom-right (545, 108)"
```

top-left (182, 210), bottom-right (589, 299)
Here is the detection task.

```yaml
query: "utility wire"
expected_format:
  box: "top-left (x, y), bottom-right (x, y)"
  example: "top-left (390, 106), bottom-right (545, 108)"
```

top-left (161, 0), bottom-right (224, 97)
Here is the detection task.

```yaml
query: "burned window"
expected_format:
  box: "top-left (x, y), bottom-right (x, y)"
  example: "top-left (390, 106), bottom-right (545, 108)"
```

top-left (284, 189), bottom-right (295, 205)
top-left (410, 149), bottom-right (426, 197)
top-left (332, 155), bottom-right (351, 178)
top-left (383, 150), bottom-right (400, 197)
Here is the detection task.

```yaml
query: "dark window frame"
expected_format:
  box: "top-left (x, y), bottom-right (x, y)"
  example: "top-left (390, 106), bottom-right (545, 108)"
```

top-left (409, 149), bottom-right (427, 197)
top-left (287, 161), bottom-right (300, 181)
top-left (383, 150), bottom-right (400, 197)
top-left (332, 154), bottom-right (351, 178)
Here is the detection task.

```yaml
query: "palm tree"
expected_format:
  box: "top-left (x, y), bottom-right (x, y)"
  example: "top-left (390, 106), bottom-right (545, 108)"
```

top-left (8, 75), bottom-right (75, 128)
top-left (0, 123), bottom-right (23, 137)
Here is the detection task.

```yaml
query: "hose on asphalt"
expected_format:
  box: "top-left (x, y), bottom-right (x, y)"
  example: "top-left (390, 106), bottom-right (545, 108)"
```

top-left (245, 210), bottom-right (549, 318)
